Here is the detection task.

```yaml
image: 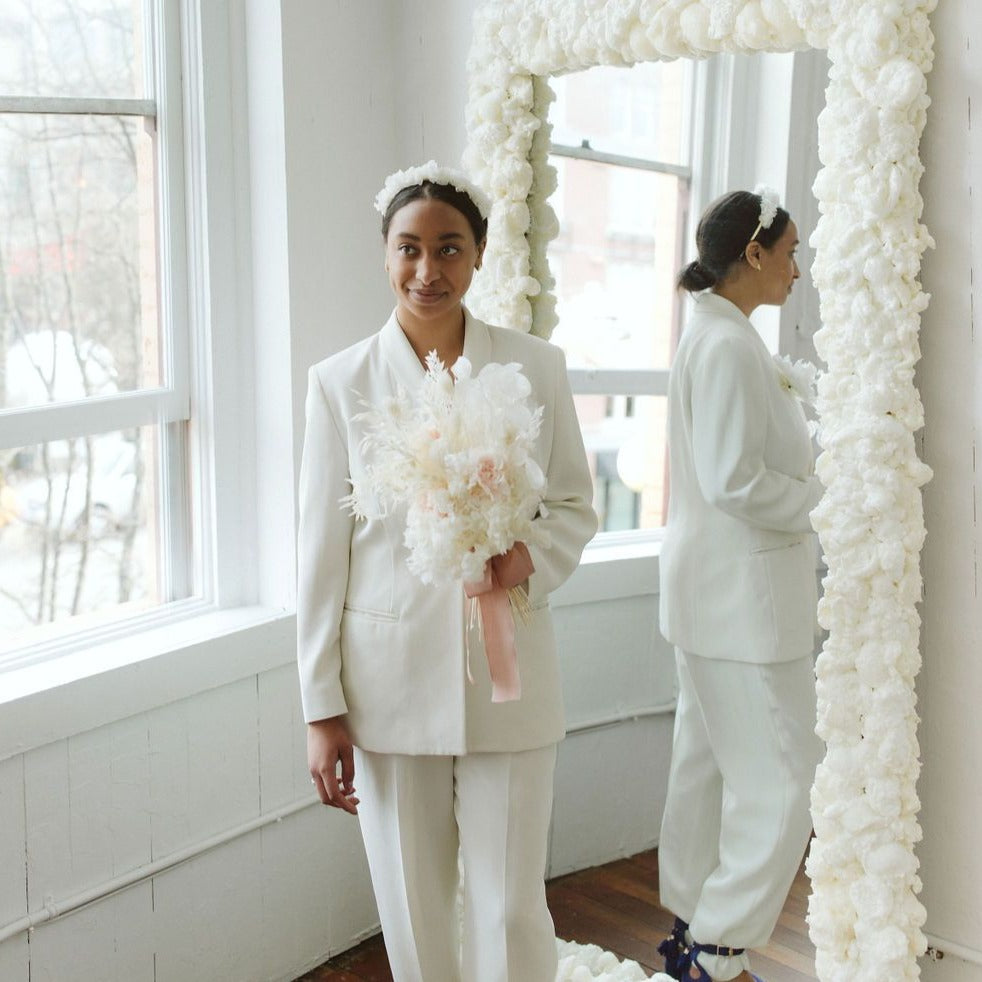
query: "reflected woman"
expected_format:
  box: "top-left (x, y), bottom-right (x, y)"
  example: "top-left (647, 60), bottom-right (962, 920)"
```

top-left (656, 189), bottom-right (824, 982)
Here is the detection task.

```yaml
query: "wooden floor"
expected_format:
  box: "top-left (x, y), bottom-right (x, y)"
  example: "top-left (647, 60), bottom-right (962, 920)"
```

top-left (297, 849), bottom-right (817, 981)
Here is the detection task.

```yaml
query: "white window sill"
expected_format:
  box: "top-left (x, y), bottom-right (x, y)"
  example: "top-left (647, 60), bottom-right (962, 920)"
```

top-left (551, 534), bottom-right (662, 608)
top-left (0, 605), bottom-right (296, 761)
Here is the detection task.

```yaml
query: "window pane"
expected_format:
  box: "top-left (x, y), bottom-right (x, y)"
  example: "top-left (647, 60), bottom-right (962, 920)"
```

top-left (0, 0), bottom-right (147, 100)
top-left (547, 157), bottom-right (686, 371)
top-left (0, 112), bottom-right (160, 409)
top-left (0, 425), bottom-right (161, 649)
top-left (550, 61), bottom-right (688, 165)
top-left (576, 394), bottom-right (667, 533)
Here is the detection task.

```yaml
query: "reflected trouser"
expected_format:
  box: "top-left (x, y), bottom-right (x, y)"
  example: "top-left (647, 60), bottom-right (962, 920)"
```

top-left (354, 745), bottom-right (558, 982)
top-left (658, 649), bottom-right (822, 981)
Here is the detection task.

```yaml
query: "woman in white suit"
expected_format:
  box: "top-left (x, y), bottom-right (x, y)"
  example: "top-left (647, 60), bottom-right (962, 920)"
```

top-left (655, 190), bottom-right (825, 982)
top-left (297, 162), bottom-right (597, 982)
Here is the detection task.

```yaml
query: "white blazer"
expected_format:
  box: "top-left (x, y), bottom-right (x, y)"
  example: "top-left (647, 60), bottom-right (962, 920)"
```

top-left (658, 292), bottom-right (823, 664)
top-left (297, 309), bottom-right (598, 755)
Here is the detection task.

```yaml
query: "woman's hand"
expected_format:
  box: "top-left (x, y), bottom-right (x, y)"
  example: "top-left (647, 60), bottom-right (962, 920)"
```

top-left (492, 541), bottom-right (533, 593)
top-left (308, 716), bottom-right (359, 815)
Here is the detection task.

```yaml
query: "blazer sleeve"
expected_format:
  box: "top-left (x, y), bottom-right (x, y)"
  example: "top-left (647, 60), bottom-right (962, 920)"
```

top-left (525, 345), bottom-right (599, 603)
top-left (689, 333), bottom-right (822, 534)
top-left (296, 366), bottom-right (354, 723)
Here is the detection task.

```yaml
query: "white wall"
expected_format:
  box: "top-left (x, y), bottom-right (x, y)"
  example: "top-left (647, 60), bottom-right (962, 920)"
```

top-left (916, 0), bottom-right (982, 978)
top-left (279, 0), bottom-right (400, 462)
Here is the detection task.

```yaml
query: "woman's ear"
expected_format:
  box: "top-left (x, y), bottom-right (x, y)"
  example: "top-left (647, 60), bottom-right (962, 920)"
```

top-left (475, 237), bottom-right (488, 270)
top-left (744, 242), bottom-right (762, 271)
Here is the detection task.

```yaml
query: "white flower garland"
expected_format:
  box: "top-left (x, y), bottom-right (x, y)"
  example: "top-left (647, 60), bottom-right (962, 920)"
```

top-left (463, 3), bottom-right (937, 981)
top-left (807, 4), bottom-right (935, 980)
top-left (555, 939), bottom-right (651, 981)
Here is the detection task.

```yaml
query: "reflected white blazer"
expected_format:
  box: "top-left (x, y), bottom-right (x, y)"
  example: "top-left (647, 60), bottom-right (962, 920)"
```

top-left (297, 309), bottom-right (598, 755)
top-left (658, 292), bottom-right (823, 664)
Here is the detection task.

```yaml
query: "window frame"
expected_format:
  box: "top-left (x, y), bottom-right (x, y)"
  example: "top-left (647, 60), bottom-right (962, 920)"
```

top-left (547, 54), bottom-right (762, 547)
top-left (547, 57), bottom-right (696, 543)
top-left (0, 4), bottom-right (192, 447)
top-left (0, 0), bottom-right (255, 672)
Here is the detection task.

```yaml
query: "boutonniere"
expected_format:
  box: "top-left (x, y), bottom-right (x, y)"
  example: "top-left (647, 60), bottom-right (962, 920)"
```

top-left (773, 354), bottom-right (820, 438)
top-left (773, 353), bottom-right (818, 407)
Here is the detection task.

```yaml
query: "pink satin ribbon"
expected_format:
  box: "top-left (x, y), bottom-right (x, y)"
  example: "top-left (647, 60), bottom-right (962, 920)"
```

top-left (463, 542), bottom-right (534, 703)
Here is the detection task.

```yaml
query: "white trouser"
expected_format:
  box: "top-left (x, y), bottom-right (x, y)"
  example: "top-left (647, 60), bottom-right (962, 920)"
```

top-left (354, 744), bottom-right (558, 982)
top-left (658, 649), bottom-right (822, 981)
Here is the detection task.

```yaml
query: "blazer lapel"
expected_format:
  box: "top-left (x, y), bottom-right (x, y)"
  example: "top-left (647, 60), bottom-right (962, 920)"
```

top-left (379, 310), bottom-right (426, 393)
top-left (379, 307), bottom-right (493, 392)
top-left (461, 307), bottom-right (492, 371)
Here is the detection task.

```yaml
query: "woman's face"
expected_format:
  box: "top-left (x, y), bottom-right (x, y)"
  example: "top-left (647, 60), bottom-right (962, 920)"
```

top-left (754, 219), bottom-right (801, 305)
top-left (384, 197), bottom-right (485, 324)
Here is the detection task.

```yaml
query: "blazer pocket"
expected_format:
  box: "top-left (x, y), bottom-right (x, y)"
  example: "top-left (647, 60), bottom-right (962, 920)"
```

top-left (342, 603), bottom-right (397, 623)
top-left (753, 540), bottom-right (818, 656)
top-left (750, 538), bottom-right (803, 555)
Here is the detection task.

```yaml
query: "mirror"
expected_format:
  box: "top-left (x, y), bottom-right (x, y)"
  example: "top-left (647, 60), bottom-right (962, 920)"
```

top-left (463, 4), bottom-right (935, 980)
top-left (526, 53), bottom-right (826, 535)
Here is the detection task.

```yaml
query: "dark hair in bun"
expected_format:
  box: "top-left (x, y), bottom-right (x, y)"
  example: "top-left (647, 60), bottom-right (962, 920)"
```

top-left (677, 190), bottom-right (791, 293)
top-left (677, 259), bottom-right (716, 292)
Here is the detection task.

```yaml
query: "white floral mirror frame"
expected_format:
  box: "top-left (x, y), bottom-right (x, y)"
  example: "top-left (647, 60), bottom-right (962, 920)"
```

top-left (463, 3), bottom-right (937, 981)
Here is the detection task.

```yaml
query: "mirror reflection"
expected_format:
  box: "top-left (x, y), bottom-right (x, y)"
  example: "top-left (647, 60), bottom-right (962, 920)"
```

top-left (543, 54), bottom-right (827, 538)
top-left (547, 60), bottom-right (690, 532)
top-left (541, 53), bottom-right (829, 982)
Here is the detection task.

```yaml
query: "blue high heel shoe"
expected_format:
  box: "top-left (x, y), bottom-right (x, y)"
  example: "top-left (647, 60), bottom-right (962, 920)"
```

top-left (681, 942), bottom-right (764, 981)
top-left (656, 917), bottom-right (689, 979)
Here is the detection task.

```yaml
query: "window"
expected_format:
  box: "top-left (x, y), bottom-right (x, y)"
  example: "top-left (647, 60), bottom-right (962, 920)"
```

top-left (547, 60), bottom-right (693, 537)
top-left (0, 0), bottom-right (193, 662)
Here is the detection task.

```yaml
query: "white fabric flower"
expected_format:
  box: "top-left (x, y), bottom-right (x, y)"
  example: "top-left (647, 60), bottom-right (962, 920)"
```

top-left (754, 183), bottom-right (781, 230)
top-left (375, 160), bottom-right (492, 220)
top-left (554, 939), bottom-right (650, 981)
top-left (773, 353), bottom-right (818, 405)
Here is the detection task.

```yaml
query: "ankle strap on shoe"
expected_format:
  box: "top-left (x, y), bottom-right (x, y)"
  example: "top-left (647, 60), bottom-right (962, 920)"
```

top-left (693, 942), bottom-right (746, 958)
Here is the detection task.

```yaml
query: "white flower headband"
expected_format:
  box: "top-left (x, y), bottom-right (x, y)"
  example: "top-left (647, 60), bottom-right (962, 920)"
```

top-left (748, 184), bottom-right (781, 243)
top-left (374, 160), bottom-right (493, 220)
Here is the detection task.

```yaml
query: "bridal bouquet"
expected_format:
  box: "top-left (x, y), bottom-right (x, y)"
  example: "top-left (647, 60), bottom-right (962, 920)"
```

top-left (343, 350), bottom-right (549, 581)
top-left (342, 352), bottom-right (549, 702)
